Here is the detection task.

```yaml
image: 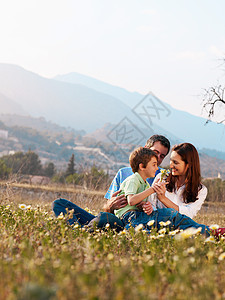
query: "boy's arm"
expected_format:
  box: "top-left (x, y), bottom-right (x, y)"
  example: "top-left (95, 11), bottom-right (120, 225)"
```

top-left (127, 187), bottom-right (155, 206)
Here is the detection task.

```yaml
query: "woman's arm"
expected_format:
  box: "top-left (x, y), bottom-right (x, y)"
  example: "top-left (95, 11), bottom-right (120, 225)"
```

top-left (154, 183), bottom-right (208, 219)
top-left (154, 183), bottom-right (179, 211)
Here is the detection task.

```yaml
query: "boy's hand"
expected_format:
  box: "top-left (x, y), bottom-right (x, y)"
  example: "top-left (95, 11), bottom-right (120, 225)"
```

top-left (142, 202), bottom-right (153, 215)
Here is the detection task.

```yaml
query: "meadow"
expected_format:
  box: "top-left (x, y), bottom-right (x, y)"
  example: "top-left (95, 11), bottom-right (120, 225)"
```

top-left (0, 182), bottom-right (225, 300)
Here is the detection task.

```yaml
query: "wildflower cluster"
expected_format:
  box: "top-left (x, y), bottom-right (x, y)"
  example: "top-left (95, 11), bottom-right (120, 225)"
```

top-left (0, 203), bottom-right (224, 299)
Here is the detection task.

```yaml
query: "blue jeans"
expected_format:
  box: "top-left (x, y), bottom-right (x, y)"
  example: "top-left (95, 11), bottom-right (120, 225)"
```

top-left (52, 198), bottom-right (124, 232)
top-left (122, 208), bottom-right (210, 236)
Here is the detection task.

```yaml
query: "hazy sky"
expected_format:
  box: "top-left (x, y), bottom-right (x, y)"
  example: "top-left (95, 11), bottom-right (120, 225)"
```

top-left (1, 0), bottom-right (225, 117)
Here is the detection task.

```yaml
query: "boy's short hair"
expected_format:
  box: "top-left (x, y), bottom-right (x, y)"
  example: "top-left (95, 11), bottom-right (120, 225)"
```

top-left (129, 147), bottom-right (158, 173)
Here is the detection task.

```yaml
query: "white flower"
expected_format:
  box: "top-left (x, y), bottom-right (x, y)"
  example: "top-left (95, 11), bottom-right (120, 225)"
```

top-left (19, 204), bottom-right (27, 210)
top-left (57, 212), bottom-right (64, 220)
top-left (135, 224), bottom-right (144, 232)
top-left (186, 247), bottom-right (196, 254)
top-left (169, 229), bottom-right (180, 236)
top-left (158, 228), bottom-right (166, 235)
top-left (209, 224), bottom-right (219, 230)
top-left (218, 252), bottom-right (225, 261)
top-left (26, 205), bottom-right (32, 210)
top-left (147, 220), bottom-right (155, 226)
top-left (189, 257), bottom-right (195, 263)
top-left (107, 253), bottom-right (114, 260)
top-left (105, 223), bottom-right (110, 229)
top-left (173, 255), bottom-right (179, 262)
top-left (175, 227), bottom-right (201, 240)
top-left (159, 220), bottom-right (171, 227)
top-left (119, 229), bottom-right (127, 235)
top-left (205, 236), bottom-right (215, 243)
top-left (157, 234), bottom-right (165, 238)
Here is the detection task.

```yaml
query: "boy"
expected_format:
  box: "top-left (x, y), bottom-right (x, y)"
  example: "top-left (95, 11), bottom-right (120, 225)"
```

top-left (114, 147), bottom-right (158, 229)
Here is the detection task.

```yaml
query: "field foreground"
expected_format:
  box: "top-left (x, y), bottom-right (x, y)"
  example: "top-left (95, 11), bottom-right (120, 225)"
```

top-left (0, 184), bottom-right (225, 299)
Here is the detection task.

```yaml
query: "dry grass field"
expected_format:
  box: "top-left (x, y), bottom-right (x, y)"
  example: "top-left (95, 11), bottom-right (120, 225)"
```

top-left (0, 181), bottom-right (225, 299)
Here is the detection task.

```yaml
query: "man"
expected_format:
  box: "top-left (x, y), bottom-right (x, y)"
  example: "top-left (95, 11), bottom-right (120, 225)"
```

top-left (53, 134), bottom-right (170, 231)
top-left (103, 135), bottom-right (170, 214)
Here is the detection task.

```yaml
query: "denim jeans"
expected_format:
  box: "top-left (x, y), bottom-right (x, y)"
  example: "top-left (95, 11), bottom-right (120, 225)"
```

top-left (122, 208), bottom-right (210, 236)
top-left (52, 198), bottom-right (124, 232)
top-left (53, 199), bottom-right (210, 236)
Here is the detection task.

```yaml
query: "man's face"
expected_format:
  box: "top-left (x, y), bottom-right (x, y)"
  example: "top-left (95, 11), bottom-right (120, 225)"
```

top-left (150, 141), bottom-right (168, 166)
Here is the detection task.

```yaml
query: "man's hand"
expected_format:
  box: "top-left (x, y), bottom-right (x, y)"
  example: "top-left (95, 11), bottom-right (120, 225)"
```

top-left (104, 190), bottom-right (128, 213)
top-left (142, 202), bottom-right (153, 215)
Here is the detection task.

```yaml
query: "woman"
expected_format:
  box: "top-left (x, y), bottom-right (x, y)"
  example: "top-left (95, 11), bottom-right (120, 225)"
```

top-left (149, 143), bottom-right (207, 219)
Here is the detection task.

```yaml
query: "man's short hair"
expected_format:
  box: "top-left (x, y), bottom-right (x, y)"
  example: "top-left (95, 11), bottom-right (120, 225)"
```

top-left (129, 147), bottom-right (158, 173)
top-left (145, 135), bottom-right (170, 155)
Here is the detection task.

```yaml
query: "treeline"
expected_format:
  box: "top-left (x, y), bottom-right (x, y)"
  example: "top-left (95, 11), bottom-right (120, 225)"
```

top-left (203, 178), bottom-right (225, 202)
top-left (0, 150), bottom-right (111, 190)
top-left (52, 154), bottom-right (110, 190)
top-left (0, 151), bottom-right (56, 178)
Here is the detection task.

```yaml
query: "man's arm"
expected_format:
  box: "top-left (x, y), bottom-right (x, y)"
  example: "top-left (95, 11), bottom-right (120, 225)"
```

top-left (103, 190), bottom-right (128, 214)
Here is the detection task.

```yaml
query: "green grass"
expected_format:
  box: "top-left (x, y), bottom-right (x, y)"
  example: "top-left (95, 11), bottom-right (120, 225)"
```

top-left (0, 184), bottom-right (225, 299)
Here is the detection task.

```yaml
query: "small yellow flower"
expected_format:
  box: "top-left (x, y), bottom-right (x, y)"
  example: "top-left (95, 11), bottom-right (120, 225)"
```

top-left (160, 169), bottom-right (170, 182)
top-left (119, 229), bottom-right (127, 235)
top-left (147, 220), bottom-right (155, 226)
top-left (218, 252), bottom-right (225, 261)
top-left (19, 204), bottom-right (27, 210)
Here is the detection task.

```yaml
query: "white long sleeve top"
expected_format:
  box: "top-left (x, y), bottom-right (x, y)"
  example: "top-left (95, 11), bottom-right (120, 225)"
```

top-left (149, 174), bottom-right (208, 219)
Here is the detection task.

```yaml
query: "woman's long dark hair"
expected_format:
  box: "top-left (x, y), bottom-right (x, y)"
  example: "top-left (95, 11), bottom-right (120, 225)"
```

top-left (166, 143), bottom-right (201, 203)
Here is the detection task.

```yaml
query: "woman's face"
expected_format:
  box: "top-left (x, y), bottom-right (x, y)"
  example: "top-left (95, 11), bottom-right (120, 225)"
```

top-left (170, 151), bottom-right (188, 177)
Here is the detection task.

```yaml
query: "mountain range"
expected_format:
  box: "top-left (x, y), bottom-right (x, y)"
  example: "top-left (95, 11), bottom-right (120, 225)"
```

top-left (0, 63), bottom-right (225, 157)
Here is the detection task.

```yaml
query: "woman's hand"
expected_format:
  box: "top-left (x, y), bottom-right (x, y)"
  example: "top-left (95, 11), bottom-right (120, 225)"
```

top-left (153, 182), bottom-right (167, 198)
top-left (142, 202), bottom-right (153, 215)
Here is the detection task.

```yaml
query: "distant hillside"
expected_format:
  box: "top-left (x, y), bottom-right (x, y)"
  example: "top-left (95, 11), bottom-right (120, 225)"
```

top-left (0, 63), bottom-right (225, 157)
top-left (0, 63), bottom-right (135, 132)
top-left (55, 71), bottom-right (225, 154)
top-left (0, 114), bottom-right (85, 136)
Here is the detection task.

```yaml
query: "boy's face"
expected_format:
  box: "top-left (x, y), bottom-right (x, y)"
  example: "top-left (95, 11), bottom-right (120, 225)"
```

top-left (143, 156), bottom-right (158, 178)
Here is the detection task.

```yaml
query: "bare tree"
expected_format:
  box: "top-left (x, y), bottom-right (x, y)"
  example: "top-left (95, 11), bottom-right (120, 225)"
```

top-left (202, 58), bottom-right (225, 124)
